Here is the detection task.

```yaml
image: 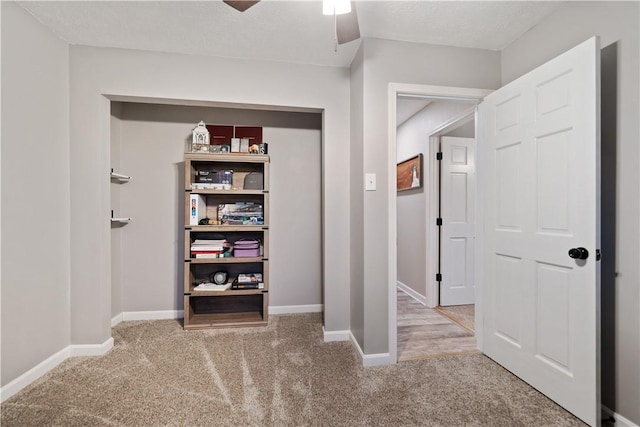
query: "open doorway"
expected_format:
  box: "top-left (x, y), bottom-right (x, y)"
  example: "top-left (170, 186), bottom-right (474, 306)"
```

top-left (433, 121), bottom-right (477, 348)
top-left (395, 96), bottom-right (479, 361)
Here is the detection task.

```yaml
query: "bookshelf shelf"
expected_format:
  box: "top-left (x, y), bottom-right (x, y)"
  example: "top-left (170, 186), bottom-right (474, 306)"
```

top-left (184, 312), bottom-right (267, 330)
top-left (183, 152), bottom-right (269, 330)
top-left (187, 257), bottom-right (265, 264)
top-left (186, 189), bottom-right (266, 195)
top-left (187, 288), bottom-right (266, 296)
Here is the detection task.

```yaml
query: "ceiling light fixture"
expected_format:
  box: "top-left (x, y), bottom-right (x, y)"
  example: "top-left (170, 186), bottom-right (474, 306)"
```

top-left (322, 0), bottom-right (351, 16)
top-left (323, 0), bottom-right (351, 52)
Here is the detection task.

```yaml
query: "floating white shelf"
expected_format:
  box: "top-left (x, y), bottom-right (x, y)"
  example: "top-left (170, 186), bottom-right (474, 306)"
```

top-left (110, 169), bottom-right (131, 180)
top-left (111, 217), bottom-right (132, 223)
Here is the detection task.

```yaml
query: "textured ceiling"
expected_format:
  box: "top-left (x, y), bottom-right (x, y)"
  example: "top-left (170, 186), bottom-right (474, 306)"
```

top-left (18, 1), bottom-right (566, 68)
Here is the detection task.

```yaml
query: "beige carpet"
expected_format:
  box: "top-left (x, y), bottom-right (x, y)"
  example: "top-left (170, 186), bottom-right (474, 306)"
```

top-left (2, 313), bottom-right (586, 426)
top-left (437, 304), bottom-right (475, 332)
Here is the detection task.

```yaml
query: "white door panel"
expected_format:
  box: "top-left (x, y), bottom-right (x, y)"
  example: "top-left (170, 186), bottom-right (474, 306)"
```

top-left (440, 136), bottom-right (475, 306)
top-left (479, 37), bottom-right (600, 426)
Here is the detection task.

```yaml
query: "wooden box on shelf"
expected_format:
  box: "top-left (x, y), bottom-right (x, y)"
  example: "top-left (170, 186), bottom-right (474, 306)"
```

top-left (183, 152), bottom-right (270, 330)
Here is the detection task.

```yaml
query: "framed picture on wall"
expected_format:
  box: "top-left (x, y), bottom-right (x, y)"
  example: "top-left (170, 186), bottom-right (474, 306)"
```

top-left (397, 154), bottom-right (423, 191)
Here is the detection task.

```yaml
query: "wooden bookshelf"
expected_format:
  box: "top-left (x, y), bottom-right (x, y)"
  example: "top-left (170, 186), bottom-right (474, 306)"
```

top-left (183, 153), bottom-right (269, 329)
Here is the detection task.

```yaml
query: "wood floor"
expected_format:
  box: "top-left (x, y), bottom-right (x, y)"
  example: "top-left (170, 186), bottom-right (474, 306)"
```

top-left (397, 289), bottom-right (478, 361)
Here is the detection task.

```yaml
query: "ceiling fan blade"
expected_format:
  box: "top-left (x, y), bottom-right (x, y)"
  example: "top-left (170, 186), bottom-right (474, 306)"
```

top-left (336, 2), bottom-right (360, 45)
top-left (223, 0), bottom-right (260, 12)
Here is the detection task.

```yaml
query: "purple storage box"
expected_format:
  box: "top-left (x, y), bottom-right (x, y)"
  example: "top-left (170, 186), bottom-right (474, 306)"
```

top-left (233, 239), bottom-right (260, 258)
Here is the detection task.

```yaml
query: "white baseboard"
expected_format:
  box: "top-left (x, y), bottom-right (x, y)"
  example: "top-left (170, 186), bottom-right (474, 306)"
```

top-left (69, 337), bottom-right (114, 357)
top-left (349, 332), bottom-right (393, 367)
top-left (112, 310), bottom-right (184, 327)
top-left (269, 304), bottom-right (323, 314)
top-left (323, 327), bottom-right (350, 342)
top-left (396, 281), bottom-right (427, 305)
top-left (0, 336), bottom-right (113, 403)
top-left (111, 306), bottom-right (322, 327)
top-left (602, 405), bottom-right (639, 427)
top-left (111, 313), bottom-right (123, 327)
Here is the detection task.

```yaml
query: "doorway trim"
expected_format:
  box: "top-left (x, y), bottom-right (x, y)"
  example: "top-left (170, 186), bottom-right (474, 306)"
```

top-left (388, 83), bottom-right (493, 363)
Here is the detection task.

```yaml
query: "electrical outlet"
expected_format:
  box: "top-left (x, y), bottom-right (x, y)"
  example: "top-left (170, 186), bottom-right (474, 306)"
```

top-left (365, 173), bottom-right (376, 191)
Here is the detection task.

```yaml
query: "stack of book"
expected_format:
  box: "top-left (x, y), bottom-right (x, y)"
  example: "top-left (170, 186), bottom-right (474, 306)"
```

top-left (231, 273), bottom-right (264, 290)
top-left (190, 239), bottom-right (229, 258)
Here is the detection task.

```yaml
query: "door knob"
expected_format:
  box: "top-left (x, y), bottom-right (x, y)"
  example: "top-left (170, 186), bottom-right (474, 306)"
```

top-left (568, 247), bottom-right (589, 260)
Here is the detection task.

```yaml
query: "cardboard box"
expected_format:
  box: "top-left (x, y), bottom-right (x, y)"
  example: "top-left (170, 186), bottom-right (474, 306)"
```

top-left (189, 194), bottom-right (207, 225)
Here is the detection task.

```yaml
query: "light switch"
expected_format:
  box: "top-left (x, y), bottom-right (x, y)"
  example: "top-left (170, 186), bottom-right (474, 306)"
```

top-left (365, 173), bottom-right (376, 191)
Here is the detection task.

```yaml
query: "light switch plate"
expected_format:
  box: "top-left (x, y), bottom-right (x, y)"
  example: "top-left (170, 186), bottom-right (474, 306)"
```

top-left (365, 173), bottom-right (376, 191)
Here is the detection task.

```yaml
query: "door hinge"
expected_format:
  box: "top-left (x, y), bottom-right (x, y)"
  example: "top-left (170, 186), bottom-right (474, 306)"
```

top-left (596, 249), bottom-right (602, 261)
top-left (436, 152), bottom-right (443, 161)
top-left (436, 217), bottom-right (443, 226)
top-left (436, 273), bottom-right (442, 282)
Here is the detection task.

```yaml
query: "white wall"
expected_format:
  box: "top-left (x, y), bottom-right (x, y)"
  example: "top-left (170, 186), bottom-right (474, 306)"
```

top-left (110, 103), bottom-right (124, 318)
top-left (111, 103), bottom-right (322, 315)
top-left (69, 45), bottom-right (351, 346)
top-left (501, 2), bottom-right (639, 423)
top-left (354, 38), bottom-right (501, 354)
top-left (350, 45), bottom-right (365, 345)
top-left (1, 2), bottom-right (70, 386)
top-left (396, 101), bottom-right (473, 300)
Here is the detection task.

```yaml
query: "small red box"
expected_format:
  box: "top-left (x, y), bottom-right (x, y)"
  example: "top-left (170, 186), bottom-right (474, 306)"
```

top-left (206, 124), bottom-right (234, 145)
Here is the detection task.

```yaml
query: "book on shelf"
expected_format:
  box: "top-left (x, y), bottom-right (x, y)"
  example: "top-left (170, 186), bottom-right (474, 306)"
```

top-left (191, 245), bottom-right (225, 251)
top-left (231, 273), bottom-right (264, 290)
top-left (231, 282), bottom-right (264, 290)
top-left (194, 253), bottom-right (227, 259)
top-left (191, 239), bottom-right (229, 255)
top-left (193, 282), bottom-right (231, 291)
top-left (237, 273), bottom-right (263, 283)
top-left (193, 239), bottom-right (228, 245)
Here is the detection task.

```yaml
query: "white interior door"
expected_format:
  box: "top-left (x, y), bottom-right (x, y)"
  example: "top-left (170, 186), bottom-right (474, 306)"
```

top-left (478, 37), bottom-right (601, 426)
top-left (440, 136), bottom-right (475, 306)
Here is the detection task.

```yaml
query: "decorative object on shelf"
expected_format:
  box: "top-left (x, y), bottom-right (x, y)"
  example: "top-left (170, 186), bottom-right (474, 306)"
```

top-left (243, 172), bottom-right (264, 190)
top-left (218, 202), bottom-right (263, 225)
top-left (240, 138), bottom-right (249, 153)
top-left (233, 239), bottom-right (261, 257)
top-left (206, 124), bottom-right (234, 146)
top-left (191, 121), bottom-right (210, 153)
top-left (189, 194), bottom-right (207, 225)
top-left (397, 153), bottom-right (423, 192)
top-left (234, 126), bottom-right (263, 146)
top-left (212, 271), bottom-right (228, 285)
top-left (259, 143), bottom-right (268, 154)
top-left (231, 138), bottom-right (241, 153)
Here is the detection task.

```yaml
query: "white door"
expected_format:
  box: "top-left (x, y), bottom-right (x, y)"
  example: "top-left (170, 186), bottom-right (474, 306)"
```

top-left (440, 136), bottom-right (475, 306)
top-left (478, 37), bottom-right (600, 426)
